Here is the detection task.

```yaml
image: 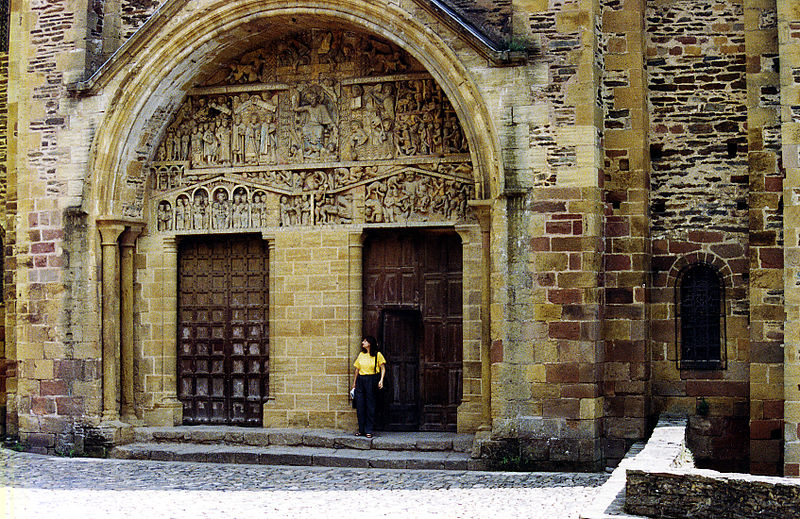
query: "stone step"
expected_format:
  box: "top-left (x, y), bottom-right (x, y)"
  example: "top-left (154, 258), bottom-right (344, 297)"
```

top-left (131, 426), bottom-right (475, 454)
top-left (110, 442), bottom-right (489, 471)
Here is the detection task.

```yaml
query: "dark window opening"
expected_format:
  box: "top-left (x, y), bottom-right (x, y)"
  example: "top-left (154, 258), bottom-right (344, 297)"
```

top-left (676, 263), bottom-right (725, 369)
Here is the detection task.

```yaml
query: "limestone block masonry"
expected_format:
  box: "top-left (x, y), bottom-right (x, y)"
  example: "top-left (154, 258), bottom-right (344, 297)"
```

top-left (0, 0), bottom-right (797, 476)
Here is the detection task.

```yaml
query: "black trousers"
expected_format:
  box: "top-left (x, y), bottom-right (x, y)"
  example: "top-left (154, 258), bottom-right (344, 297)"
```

top-left (355, 374), bottom-right (378, 434)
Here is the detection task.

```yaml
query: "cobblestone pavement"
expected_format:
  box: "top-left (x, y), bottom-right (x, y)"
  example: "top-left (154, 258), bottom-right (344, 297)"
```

top-left (0, 448), bottom-right (609, 519)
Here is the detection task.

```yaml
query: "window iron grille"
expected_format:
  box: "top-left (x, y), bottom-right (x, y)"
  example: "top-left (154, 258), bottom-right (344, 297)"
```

top-left (675, 262), bottom-right (725, 370)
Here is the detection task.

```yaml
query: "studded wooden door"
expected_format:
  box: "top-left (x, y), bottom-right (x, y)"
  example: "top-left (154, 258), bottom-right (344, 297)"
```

top-left (363, 230), bottom-right (462, 432)
top-left (178, 235), bottom-right (269, 426)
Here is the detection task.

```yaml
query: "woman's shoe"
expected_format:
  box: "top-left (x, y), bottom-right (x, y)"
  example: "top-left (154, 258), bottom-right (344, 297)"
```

top-left (354, 432), bottom-right (362, 436)
top-left (365, 434), bottom-right (372, 438)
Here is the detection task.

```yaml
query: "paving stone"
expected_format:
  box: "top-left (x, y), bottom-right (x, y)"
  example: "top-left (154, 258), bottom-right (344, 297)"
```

top-left (0, 448), bottom-right (610, 518)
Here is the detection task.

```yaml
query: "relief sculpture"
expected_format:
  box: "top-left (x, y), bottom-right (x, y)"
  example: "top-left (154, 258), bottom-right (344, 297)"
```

top-left (147, 29), bottom-right (474, 231)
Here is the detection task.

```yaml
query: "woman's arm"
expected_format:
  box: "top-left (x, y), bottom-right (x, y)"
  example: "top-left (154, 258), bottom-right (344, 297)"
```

top-left (352, 368), bottom-right (359, 389)
top-left (378, 364), bottom-right (386, 389)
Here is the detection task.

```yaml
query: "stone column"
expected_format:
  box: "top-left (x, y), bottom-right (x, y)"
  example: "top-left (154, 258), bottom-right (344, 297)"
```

top-left (264, 234), bottom-right (276, 404)
top-left (348, 231), bottom-right (365, 380)
top-left (469, 201), bottom-right (493, 430)
top-left (153, 235), bottom-right (182, 425)
top-left (119, 224), bottom-right (144, 423)
top-left (97, 220), bottom-right (126, 423)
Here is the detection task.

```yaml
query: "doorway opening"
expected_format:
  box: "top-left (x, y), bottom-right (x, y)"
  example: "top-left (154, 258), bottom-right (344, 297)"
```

top-left (363, 229), bottom-right (463, 431)
top-left (177, 235), bottom-right (269, 426)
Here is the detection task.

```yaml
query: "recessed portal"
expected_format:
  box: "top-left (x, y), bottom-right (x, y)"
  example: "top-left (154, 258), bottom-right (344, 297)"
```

top-left (177, 235), bottom-right (269, 426)
top-left (363, 229), bottom-right (463, 432)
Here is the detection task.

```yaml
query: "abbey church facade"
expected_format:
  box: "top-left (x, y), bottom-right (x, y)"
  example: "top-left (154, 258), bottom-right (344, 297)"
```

top-left (0, 0), bottom-right (798, 475)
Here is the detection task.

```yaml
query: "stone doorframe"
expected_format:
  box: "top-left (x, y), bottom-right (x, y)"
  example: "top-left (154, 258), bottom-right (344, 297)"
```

top-left (284, 223), bottom-right (488, 433)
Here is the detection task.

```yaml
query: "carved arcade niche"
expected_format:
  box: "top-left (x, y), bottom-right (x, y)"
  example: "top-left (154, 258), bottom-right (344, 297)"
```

top-left (145, 29), bottom-right (473, 232)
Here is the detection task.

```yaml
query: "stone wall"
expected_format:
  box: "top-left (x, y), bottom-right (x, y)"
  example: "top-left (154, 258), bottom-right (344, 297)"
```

top-left (780, 1), bottom-right (800, 477)
top-left (482, 0), bottom-right (606, 471)
top-left (625, 469), bottom-right (800, 518)
top-left (646, 0), bottom-right (753, 473)
top-left (600, 0), bottom-right (650, 467)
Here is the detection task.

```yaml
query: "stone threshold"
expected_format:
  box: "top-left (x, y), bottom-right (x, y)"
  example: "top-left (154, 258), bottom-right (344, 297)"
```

top-left (109, 426), bottom-right (487, 471)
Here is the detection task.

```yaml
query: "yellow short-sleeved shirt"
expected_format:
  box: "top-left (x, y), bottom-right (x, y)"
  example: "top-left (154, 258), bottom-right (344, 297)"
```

top-left (354, 351), bottom-right (386, 375)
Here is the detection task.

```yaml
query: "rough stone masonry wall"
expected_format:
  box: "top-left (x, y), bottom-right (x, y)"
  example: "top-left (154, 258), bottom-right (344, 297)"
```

top-left (646, 0), bottom-right (751, 472)
top-left (745, 0), bottom-right (783, 477)
top-left (600, 0), bottom-right (651, 468)
top-left (7, 0), bottom-right (103, 454)
top-left (485, 0), bottom-right (605, 470)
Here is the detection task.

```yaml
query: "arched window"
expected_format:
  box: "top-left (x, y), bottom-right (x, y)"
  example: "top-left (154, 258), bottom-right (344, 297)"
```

top-left (676, 263), bottom-right (725, 369)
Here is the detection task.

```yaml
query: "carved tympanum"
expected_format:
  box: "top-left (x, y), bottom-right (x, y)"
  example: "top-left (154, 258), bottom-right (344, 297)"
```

top-left (145, 29), bottom-right (474, 230)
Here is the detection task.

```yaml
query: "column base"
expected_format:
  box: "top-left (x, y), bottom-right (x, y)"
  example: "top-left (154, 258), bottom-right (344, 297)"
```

top-left (144, 400), bottom-right (183, 426)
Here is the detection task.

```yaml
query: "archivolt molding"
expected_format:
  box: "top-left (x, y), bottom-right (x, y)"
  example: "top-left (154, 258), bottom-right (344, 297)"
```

top-left (83, 0), bottom-right (502, 218)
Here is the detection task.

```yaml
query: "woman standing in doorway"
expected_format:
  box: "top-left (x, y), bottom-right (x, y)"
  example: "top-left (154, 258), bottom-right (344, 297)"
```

top-left (351, 335), bottom-right (386, 438)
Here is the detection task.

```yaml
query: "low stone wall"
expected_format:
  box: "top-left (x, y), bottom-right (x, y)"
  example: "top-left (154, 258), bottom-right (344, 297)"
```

top-left (625, 469), bottom-right (800, 518)
top-left (580, 414), bottom-right (800, 519)
top-left (580, 416), bottom-right (690, 519)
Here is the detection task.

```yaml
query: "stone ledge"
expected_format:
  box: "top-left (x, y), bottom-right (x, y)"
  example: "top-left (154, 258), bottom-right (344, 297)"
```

top-left (580, 415), bottom-right (690, 519)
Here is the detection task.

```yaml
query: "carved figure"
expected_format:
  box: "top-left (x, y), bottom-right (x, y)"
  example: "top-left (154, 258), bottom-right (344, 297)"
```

top-left (251, 192), bottom-right (266, 227)
top-left (231, 188), bottom-right (248, 228)
top-left (175, 197), bottom-right (187, 230)
top-left (259, 112), bottom-right (277, 163)
top-left (157, 201), bottom-right (173, 231)
top-left (216, 120), bottom-right (231, 165)
top-left (292, 86), bottom-right (336, 159)
top-left (212, 189), bottom-right (230, 229)
top-left (349, 121), bottom-right (369, 160)
top-left (192, 191), bottom-right (209, 230)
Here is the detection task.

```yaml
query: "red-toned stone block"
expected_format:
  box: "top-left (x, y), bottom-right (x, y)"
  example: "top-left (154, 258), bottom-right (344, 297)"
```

top-left (490, 339), bottom-right (503, 363)
top-left (549, 321), bottom-right (580, 340)
top-left (569, 253), bottom-right (581, 270)
top-left (668, 241), bottom-right (701, 254)
top-left (605, 254), bottom-right (631, 271)
top-left (759, 247), bottom-right (783, 269)
top-left (605, 219), bottom-right (630, 237)
top-left (30, 242), bottom-right (55, 254)
top-left (546, 363), bottom-right (579, 383)
top-left (41, 229), bottom-right (65, 241)
top-left (548, 288), bottom-right (582, 304)
top-left (543, 398), bottom-right (580, 419)
top-left (31, 397), bottom-right (55, 415)
top-left (709, 243), bottom-right (744, 259)
top-left (686, 380), bottom-right (748, 397)
top-left (786, 463), bottom-right (800, 477)
top-left (688, 230), bottom-right (723, 243)
top-left (55, 396), bottom-right (84, 416)
top-left (546, 221), bottom-right (572, 234)
top-left (606, 287), bottom-right (633, 304)
top-left (764, 176), bottom-right (782, 192)
top-left (40, 379), bottom-right (68, 396)
top-left (531, 201), bottom-right (567, 213)
top-left (764, 400), bottom-right (788, 420)
top-left (750, 419), bottom-right (783, 440)
top-left (551, 237), bottom-right (583, 252)
top-left (530, 237), bottom-right (550, 251)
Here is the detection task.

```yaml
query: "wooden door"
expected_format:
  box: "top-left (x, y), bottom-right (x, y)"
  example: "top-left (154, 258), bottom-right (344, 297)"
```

top-left (363, 230), bottom-right (462, 432)
top-left (377, 309), bottom-right (421, 431)
top-left (178, 235), bottom-right (269, 426)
